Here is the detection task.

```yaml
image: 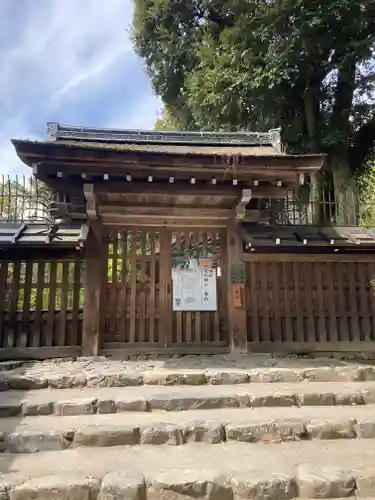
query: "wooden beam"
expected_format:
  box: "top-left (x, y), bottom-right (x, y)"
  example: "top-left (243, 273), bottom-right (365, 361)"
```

top-left (49, 200), bottom-right (86, 219)
top-left (82, 228), bottom-right (106, 356)
top-left (243, 185), bottom-right (290, 198)
top-left (246, 341), bottom-right (375, 354)
top-left (32, 177), bottom-right (83, 195)
top-left (101, 344), bottom-right (229, 355)
top-left (36, 158), bottom-right (324, 179)
top-left (37, 166), bottom-right (310, 193)
top-left (71, 179), bottom-right (290, 199)
top-left (102, 218), bottom-right (228, 227)
top-left (242, 253), bottom-right (375, 262)
top-left (236, 189), bottom-right (252, 220)
top-left (83, 183), bottom-right (98, 219)
top-left (94, 183), bottom-right (290, 199)
top-left (0, 346), bottom-right (82, 360)
top-left (94, 182), bottom-right (240, 198)
top-left (0, 248), bottom-right (84, 261)
top-left (226, 220), bottom-right (247, 352)
top-left (99, 205), bottom-right (233, 219)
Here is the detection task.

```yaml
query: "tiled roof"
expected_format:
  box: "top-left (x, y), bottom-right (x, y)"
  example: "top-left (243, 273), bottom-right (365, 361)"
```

top-left (0, 222), bottom-right (88, 248)
top-left (46, 122), bottom-right (282, 149)
top-left (241, 224), bottom-right (375, 250)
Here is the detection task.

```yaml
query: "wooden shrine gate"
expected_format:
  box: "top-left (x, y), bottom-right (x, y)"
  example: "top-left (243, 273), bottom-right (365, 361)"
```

top-left (102, 227), bottom-right (228, 353)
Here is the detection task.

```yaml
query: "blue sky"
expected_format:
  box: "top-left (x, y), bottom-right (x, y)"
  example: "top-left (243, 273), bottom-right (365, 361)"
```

top-left (0, 0), bottom-right (161, 176)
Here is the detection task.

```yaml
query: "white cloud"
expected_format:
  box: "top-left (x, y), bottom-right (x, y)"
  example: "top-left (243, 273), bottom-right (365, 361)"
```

top-left (0, 0), bottom-right (160, 177)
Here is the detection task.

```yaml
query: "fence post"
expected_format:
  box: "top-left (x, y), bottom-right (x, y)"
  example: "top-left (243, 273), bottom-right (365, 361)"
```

top-left (226, 220), bottom-right (247, 352)
top-left (82, 228), bottom-right (106, 356)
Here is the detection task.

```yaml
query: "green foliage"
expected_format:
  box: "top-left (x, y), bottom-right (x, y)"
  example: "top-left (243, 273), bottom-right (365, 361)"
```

top-left (154, 106), bottom-right (181, 130)
top-left (0, 176), bottom-right (51, 222)
top-left (133, 0), bottom-right (375, 172)
top-left (357, 159), bottom-right (375, 227)
top-left (0, 179), bottom-right (30, 221)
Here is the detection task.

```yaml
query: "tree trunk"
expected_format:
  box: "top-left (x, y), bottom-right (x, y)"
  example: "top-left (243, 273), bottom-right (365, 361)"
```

top-left (330, 156), bottom-right (358, 226)
top-left (324, 57), bottom-right (357, 224)
top-left (303, 85), bottom-right (321, 152)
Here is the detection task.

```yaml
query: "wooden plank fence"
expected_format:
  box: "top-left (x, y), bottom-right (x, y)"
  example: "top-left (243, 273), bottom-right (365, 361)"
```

top-left (246, 255), bottom-right (375, 352)
top-left (2, 248), bottom-right (375, 359)
top-left (0, 258), bottom-right (84, 359)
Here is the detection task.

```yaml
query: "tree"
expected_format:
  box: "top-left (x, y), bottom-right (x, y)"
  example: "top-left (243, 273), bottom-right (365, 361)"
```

top-left (154, 106), bottom-right (180, 130)
top-left (133, 0), bottom-right (375, 179)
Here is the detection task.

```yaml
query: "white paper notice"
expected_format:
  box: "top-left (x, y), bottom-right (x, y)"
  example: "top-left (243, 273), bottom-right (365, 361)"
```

top-left (172, 258), bottom-right (217, 311)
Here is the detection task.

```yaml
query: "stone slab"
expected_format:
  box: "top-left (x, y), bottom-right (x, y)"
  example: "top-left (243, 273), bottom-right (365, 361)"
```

top-left (2, 441), bottom-right (375, 497)
top-left (305, 419), bottom-right (357, 440)
top-left (99, 471), bottom-right (146, 500)
top-left (9, 474), bottom-right (100, 500)
top-left (54, 398), bottom-right (97, 416)
top-left (73, 425), bottom-right (140, 447)
top-left (3, 404), bottom-right (375, 439)
top-left (140, 423), bottom-right (184, 445)
top-left (4, 406), bottom-right (375, 452)
top-left (226, 419), bottom-right (306, 443)
top-left (148, 469), bottom-right (232, 500)
top-left (297, 464), bottom-right (355, 498)
top-left (229, 470), bottom-right (297, 500)
top-left (5, 430), bottom-right (69, 453)
top-left (2, 355), bottom-right (375, 391)
top-left (183, 420), bottom-right (226, 444)
top-left (1, 381), bottom-right (373, 417)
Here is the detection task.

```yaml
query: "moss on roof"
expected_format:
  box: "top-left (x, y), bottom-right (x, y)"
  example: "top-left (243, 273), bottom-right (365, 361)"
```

top-left (56, 140), bottom-right (286, 157)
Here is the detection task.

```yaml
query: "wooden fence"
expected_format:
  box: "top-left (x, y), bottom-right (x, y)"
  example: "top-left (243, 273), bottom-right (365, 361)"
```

top-left (0, 258), bottom-right (84, 359)
top-left (246, 255), bottom-right (375, 352)
top-left (2, 249), bottom-right (375, 359)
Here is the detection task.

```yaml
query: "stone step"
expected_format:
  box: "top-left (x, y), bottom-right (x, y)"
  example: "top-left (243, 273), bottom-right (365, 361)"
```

top-left (2, 441), bottom-right (375, 499)
top-left (2, 362), bottom-right (375, 391)
top-left (1, 381), bottom-right (375, 418)
top-left (3, 404), bottom-right (375, 453)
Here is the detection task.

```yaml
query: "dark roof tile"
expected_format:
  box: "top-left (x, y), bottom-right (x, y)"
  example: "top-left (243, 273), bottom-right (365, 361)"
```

top-left (0, 222), bottom-right (88, 248)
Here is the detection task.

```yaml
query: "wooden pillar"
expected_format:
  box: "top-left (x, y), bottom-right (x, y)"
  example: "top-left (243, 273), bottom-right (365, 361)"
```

top-left (82, 227), bottom-right (106, 356)
top-left (226, 220), bottom-right (247, 352)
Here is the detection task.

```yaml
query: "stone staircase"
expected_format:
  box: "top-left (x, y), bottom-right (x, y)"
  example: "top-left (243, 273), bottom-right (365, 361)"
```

top-left (2, 355), bottom-right (375, 499)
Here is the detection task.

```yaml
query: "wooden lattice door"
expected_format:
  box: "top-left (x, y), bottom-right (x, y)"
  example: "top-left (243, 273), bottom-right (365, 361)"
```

top-left (104, 227), bottom-right (228, 351)
top-left (105, 228), bottom-right (169, 347)
top-left (166, 228), bottom-right (228, 348)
